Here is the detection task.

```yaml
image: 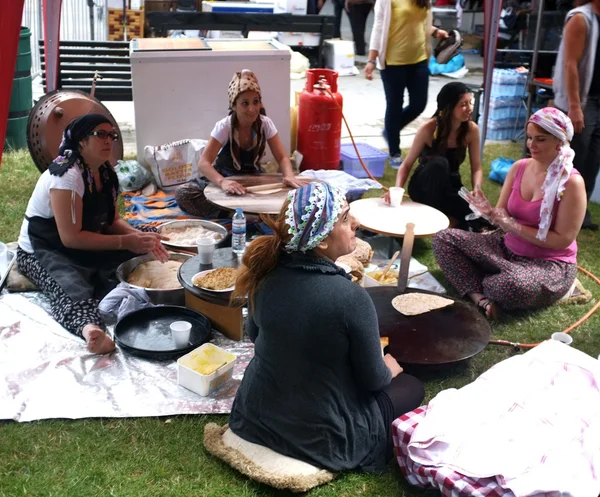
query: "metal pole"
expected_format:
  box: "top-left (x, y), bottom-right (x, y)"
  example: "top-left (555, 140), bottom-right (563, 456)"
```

top-left (479, 0), bottom-right (502, 158)
top-left (87, 0), bottom-right (95, 40)
top-left (522, 0), bottom-right (545, 156)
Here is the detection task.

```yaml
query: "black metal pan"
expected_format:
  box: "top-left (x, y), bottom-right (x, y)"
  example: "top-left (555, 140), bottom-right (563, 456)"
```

top-left (114, 306), bottom-right (212, 361)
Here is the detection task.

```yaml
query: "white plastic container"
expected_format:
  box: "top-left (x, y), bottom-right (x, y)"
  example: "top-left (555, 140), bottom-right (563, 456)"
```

top-left (363, 270), bottom-right (399, 288)
top-left (177, 343), bottom-right (237, 397)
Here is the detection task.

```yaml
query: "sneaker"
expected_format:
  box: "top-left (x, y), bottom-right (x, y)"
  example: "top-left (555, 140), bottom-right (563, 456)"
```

top-left (388, 154), bottom-right (403, 169)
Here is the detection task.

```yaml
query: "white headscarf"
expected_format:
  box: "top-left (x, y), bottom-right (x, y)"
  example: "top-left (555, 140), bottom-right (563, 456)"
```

top-left (527, 107), bottom-right (575, 241)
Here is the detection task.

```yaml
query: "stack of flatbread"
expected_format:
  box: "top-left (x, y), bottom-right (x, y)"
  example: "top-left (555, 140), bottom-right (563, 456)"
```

top-left (335, 239), bottom-right (374, 285)
top-left (349, 238), bottom-right (374, 268)
top-left (336, 254), bottom-right (365, 285)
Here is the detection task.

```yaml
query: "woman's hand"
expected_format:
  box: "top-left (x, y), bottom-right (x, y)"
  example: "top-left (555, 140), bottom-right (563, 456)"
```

top-left (490, 208), bottom-right (521, 234)
top-left (282, 175), bottom-right (309, 189)
top-left (221, 179), bottom-right (247, 195)
top-left (123, 232), bottom-right (170, 262)
top-left (365, 61), bottom-right (375, 81)
top-left (435, 28), bottom-right (449, 40)
top-left (569, 104), bottom-right (585, 134)
top-left (381, 191), bottom-right (391, 204)
top-left (459, 186), bottom-right (493, 220)
top-left (384, 353), bottom-right (403, 378)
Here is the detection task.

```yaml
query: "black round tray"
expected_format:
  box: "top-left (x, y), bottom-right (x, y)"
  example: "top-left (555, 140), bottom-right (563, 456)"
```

top-left (114, 306), bottom-right (212, 361)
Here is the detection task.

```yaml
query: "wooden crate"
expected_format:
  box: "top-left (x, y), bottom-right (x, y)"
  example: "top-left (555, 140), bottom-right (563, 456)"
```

top-left (108, 8), bottom-right (144, 41)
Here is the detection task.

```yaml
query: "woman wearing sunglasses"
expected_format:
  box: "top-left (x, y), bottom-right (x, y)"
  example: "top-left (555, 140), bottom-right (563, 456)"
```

top-left (16, 114), bottom-right (169, 354)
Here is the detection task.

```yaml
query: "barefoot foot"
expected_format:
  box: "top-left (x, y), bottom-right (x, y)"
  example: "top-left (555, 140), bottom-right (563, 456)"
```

top-left (82, 325), bottom-right (116, 354)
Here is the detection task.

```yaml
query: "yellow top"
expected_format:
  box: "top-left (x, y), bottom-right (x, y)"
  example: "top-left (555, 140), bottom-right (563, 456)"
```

top-left (385, 0), bottom-right (429, 66)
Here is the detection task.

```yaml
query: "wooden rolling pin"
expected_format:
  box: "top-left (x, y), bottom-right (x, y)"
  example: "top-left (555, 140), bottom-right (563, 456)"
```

top-left (246, 182), bottom-right (286, 193)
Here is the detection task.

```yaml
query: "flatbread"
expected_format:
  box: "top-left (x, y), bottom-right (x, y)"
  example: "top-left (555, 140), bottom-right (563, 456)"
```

top-left (253, 188), bottom-right (283, 195)
top-left (336, 255), bottom-right (364, 285)
top-left (127, 260), bottom-right (183, 289)
top-left (391, 293), bottom-right (453, 316)
top-left (193, 267), bottom-right (237, 291)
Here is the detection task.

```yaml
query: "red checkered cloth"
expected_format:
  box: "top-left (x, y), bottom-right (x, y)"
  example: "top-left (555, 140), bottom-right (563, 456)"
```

top-left (392, 407), bottom-right (515, 497)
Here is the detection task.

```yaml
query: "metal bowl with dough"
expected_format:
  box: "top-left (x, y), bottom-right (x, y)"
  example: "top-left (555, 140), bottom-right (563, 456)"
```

top-left (157, 220), bottom-right (229, 252)
top-left (116, 252), bottom-right (192, 306)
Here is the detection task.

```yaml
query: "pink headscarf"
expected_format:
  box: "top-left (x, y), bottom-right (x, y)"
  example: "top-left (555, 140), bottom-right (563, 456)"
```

top-left (527, 107), bottom-right (575, 241)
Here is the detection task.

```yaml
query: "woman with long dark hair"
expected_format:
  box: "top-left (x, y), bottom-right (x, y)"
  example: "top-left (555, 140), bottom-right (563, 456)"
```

top-left (228, 182), bottom-right (424, 472)
top-left (175, 70), bottom-right (303, 217)
top-left (366, 0), bottom-right (448, 168)
top-left (384, 82), bottom-right (483, 228)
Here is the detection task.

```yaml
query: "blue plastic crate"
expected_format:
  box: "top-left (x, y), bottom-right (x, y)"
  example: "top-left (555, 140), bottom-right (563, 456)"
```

top-left (340, 143), bottom-right (387, 178)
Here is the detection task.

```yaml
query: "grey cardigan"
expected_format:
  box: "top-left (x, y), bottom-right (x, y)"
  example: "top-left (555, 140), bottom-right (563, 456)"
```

top-left (229, 253), bottom-right (392, 473)
top-left (553, 4), bottom-right (599, 111)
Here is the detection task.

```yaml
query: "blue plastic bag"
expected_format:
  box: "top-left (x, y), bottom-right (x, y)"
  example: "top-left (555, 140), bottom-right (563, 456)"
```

top-left (429, 54), bottom-right (465, 75)
top-left (489, 157), bottom-right (515, 184)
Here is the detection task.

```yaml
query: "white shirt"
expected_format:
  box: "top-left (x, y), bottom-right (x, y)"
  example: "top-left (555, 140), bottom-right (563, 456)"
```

top-left (210, 115), bottom-right (278, 145)
top-left (18, 168), bottom-right (85, 253)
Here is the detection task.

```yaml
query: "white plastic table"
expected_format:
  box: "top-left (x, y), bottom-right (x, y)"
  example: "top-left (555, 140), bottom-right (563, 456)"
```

top-left (349, 197), bottom-right (450, 238)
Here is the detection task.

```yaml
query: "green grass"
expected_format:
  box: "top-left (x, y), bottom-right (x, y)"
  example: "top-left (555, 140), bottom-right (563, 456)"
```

top-left (1, 145), bottom-right (600, 497)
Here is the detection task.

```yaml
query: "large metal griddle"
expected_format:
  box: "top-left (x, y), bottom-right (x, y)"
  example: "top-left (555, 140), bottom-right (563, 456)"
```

top-left (369, 222), bottom-right (491, 365)
top-left (368, 287), bottom-right (491, 365)
top-left (27, 89), bottom-right (124, 173)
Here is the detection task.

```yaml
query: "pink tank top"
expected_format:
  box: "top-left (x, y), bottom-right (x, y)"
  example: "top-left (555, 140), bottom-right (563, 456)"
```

top-left (504, 159), bottom-right (578, 264)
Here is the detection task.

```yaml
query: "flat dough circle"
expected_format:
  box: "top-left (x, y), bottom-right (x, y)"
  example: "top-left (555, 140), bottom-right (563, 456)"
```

top-left (253, 188), bottom-right (283, 195)
top-left (391, 293), bottom-right (453, 316)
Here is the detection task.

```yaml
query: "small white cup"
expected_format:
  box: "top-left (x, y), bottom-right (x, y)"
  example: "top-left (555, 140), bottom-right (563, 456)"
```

top-left (551, 332), bottom-right (573, 346)
top-left (171, 321), bottom-right (192, 348)
top-left (0, 242), bottom-right (7, 275)
top-left (388, 187), bottom-right (405, 207)
top-left (197, 238), bottom-right (216, 264)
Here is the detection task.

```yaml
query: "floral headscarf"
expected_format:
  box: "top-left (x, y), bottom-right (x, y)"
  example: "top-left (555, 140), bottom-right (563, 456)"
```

top-left (227, 70), bottom-right (266, 172)
top-left (284, 182), bottom-right (346, 253)
top-left (527, 107), bottom-right (575, 241)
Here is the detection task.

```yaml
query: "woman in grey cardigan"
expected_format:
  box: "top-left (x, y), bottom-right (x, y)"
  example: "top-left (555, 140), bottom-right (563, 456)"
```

top-left (229, 182), bottom-right (424, 473)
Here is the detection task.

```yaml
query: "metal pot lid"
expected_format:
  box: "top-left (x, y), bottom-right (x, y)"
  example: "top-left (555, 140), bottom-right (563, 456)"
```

top-left (27, 89), bottom-right (124, 174)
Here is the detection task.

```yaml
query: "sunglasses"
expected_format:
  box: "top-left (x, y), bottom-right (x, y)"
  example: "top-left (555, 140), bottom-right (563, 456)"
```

top-left (89, 130), bottom-right (120, 142)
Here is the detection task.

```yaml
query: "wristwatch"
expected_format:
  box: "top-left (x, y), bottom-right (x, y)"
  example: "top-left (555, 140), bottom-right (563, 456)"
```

top-left (367, 59), bottom-right (377, 65)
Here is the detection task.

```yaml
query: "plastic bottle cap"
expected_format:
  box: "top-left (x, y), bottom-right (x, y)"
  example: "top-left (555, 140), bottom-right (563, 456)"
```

top-left (235, 208), bottom-right (243, 213)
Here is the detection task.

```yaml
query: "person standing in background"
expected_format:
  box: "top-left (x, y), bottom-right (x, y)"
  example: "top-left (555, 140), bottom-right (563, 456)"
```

top-left (345, 0), bottom-right (375, 56)
top-left (553, 0), bottom-right (600, 230)
top-left (365, 0), bottom-right (448, 169)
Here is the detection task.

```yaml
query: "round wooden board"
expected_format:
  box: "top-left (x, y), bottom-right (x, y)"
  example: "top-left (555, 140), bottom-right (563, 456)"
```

top-left (349, 197), bottom-right (450, 238)
top-left (204, 174), bottom-right (292, 215)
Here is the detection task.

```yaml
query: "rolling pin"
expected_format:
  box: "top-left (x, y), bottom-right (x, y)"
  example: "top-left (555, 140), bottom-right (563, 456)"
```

top-left (397, 222), bottom-right (415, 293)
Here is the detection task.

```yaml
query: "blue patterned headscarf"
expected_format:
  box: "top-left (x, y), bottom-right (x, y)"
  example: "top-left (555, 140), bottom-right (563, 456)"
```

top-left (284, 182), bottom-right (346, 253)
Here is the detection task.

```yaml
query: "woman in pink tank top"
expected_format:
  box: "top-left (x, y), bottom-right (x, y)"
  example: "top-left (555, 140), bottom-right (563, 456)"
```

top-left (432, 107), bottom-right (586, 319)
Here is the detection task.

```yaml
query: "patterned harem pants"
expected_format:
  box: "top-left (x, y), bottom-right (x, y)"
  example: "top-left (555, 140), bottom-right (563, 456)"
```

top-left (16, 227), bottom-right (157, 338)
top-left (432, 229), bottom-right (577, 311)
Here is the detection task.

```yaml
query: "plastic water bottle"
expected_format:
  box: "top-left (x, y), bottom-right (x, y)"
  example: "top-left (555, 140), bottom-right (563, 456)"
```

top-left (232, 208), bottom-right (246, 255)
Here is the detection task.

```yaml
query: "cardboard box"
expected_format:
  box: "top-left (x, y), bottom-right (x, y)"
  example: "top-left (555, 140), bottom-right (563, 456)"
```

top-left (274, 0), bottom-right (307, 15)
top-left (324, 39), bottom-right (356, 76)
top-left (277, 32), bottom-right (305, 46)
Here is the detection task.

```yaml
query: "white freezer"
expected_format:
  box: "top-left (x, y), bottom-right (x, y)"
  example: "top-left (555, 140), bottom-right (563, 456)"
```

top-left (130, 38), bottom-right (291, 165)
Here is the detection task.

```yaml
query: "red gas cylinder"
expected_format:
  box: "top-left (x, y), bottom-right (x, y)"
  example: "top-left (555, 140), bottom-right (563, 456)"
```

top-left (297, 69), bottom-right (343, 171)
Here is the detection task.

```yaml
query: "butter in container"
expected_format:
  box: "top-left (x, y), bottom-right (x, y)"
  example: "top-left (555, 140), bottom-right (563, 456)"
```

top-left (177, 343), bottom-right (237, 397)
top-left (364, 269), bottom-right (399, 288)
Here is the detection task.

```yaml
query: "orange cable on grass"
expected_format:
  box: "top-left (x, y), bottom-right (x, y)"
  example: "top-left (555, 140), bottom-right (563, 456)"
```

top-left (488, 266), bottom-right (600, 349)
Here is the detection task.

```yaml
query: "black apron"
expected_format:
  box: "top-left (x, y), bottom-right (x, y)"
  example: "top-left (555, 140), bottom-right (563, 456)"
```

top-left (27, 164), bottom-right (133, 302)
